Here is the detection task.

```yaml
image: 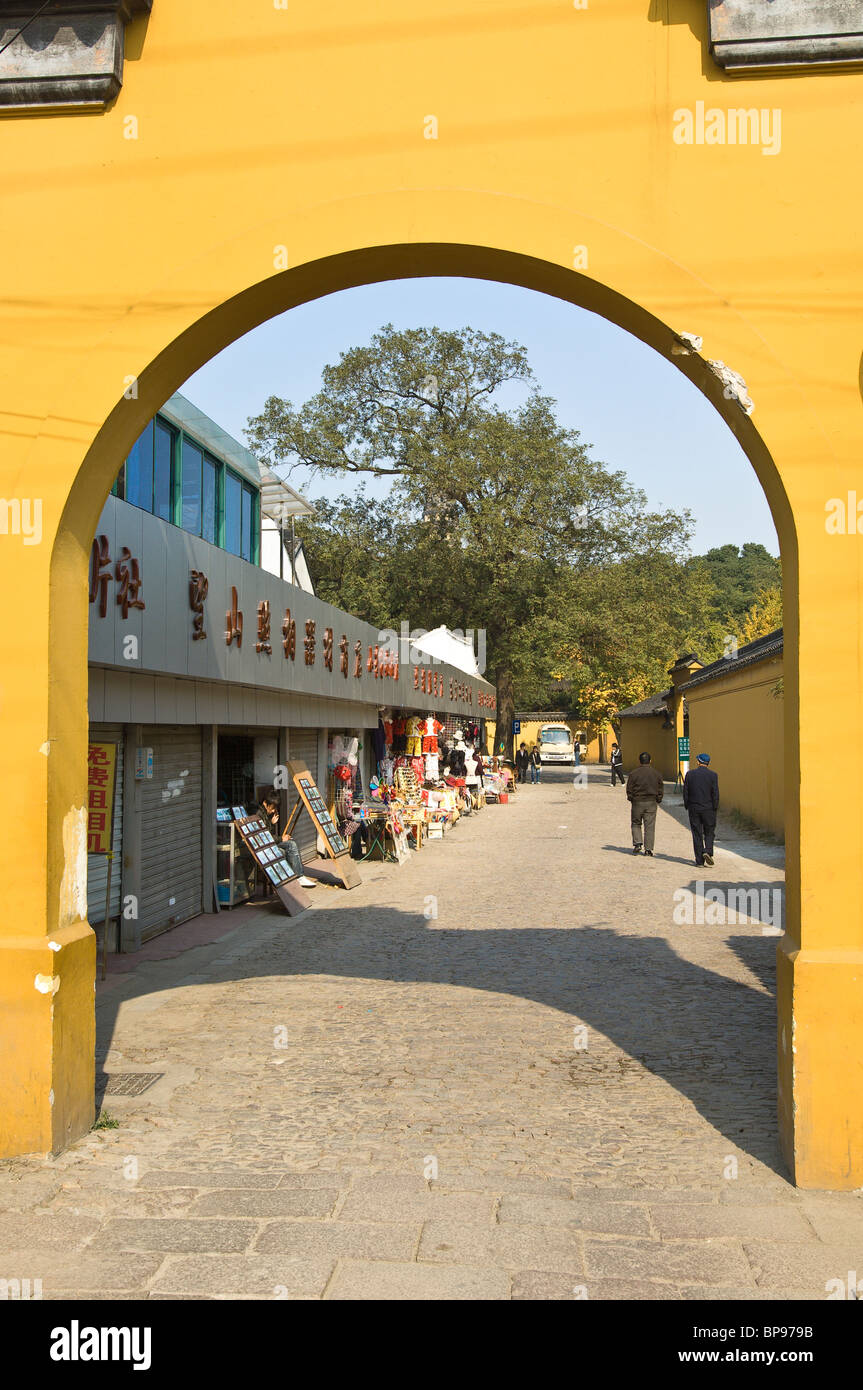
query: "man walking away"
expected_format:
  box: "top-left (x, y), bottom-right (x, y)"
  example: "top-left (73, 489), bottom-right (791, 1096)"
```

top-left (515, 742), bottom-right (530, 784)
top-left (625, 752), bottom-right (664, 856)
top-left (610, 741), bottom-right (624, 786)
top-left (683, 752), bottom-right (720, 866)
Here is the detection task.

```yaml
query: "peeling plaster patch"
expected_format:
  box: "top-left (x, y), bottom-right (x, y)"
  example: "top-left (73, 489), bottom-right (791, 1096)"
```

top-left (35, 973), bottom-right (60, 995)
top-left (671, 331), bottom-right (703, 355)
top-left (48, 1089), bottom-right (55, 1107)
top-left (706, 359), bottom-right (755, 414)
top-left (58, 805), bottom-right (88, 929)
top-left (48, 940), bottom-right (61, 952)
top-left (39, 741), bottom-right (50, 756)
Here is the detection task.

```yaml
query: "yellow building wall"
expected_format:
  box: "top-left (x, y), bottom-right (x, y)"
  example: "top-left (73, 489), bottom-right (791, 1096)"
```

top-left (687, 657), bottom-right (785, 839)
top-left (0, 1), bottom-right (861, 1185)
top-left (618, 716), bottom-right (679, 783)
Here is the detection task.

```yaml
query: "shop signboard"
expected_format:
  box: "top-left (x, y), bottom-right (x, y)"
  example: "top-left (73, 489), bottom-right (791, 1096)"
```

top-left (87, 742), bottom-right (117, 854)
top-left (678, 737), bottom-right (690, 761)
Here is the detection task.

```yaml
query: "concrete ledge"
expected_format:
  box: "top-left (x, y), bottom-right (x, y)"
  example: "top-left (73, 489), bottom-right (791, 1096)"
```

top-left (0, 2), bottom-right (151, 112)
top-left (709, 0), bottom-right (863, 72)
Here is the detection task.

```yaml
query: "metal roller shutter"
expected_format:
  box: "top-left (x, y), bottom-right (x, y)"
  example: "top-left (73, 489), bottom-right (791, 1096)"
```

top-left (139, 726), bottom-right (203, 941)
top-left (87, 723), bottom-right (124, 925)
top-left (287, 729), bottom-right (320, 862)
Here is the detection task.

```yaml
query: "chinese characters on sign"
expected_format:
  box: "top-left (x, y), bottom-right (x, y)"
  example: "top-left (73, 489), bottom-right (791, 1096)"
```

top-left (189, 570), bottom-right (208, 640)
top-left (115, 547), bottom-right (145, 619)
top-left (283, 607), bottom-right (296, 659)
top-left (414, 665), bottom-right (448, 697)
top-left (89, 536), bottom-right (112, 618)
top-left (90, 531), bottom-right (493, 707)
top-left (225, 586), bottom-right (243, 647)
top-left (368, 645), bottom-right (399, 680)
top-left (256, 600), bottom-right (272, 655)
top-left (86, 742), bottom-right (117, 854)
top-left (89, 536), bottom-right (146, 620)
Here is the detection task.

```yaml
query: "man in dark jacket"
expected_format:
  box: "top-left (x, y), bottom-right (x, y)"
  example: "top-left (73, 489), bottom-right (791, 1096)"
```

top-left (515, 742), bottom-right (530, 783)
top-left (683, 752), bottom-right (720, 866)
top-left (625, 752), bottom-right (664, 856)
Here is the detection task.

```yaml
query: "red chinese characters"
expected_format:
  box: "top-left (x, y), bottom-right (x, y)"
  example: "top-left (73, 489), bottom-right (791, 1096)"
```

top-left (189, 570), bottom-right (208, 640)
top-left (323, 627), bottom-right (334, 672)
top-left (304, 619), bottom-right (316, 666)
top-left (115, 547), bottom-right (145, 620)
top-left (225, 587), bottom-right (243, 647)
top-left (256, 600), bottom-right (272, 655)
top-left (283, 608), bottom-right (296, 659)
top-left (89, 535), bottom-right (112, 619)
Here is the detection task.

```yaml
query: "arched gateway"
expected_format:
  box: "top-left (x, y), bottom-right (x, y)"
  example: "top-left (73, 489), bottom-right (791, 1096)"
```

top-left (1, 2), bottom-right (861, 1188)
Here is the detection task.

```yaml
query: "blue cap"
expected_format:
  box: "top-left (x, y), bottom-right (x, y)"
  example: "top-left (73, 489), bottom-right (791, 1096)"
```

top-left (697, 753), bottom-right (710, 764)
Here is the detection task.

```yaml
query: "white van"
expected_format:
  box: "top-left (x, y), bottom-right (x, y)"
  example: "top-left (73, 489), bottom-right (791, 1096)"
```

top-left (537, 722), bottom-right (575, 765)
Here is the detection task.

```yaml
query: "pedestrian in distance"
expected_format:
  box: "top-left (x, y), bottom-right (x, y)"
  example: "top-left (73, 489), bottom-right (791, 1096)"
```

top-left (610, 741), bottom-right (624, 786)
top-left (529, 743), bottom-right (542, 784)
top-left (683, 752), bottom-right (720, 866)
top-left (625, 751), bottom-right (664, 856)
top-left (515, 741), bottom-right (530, 783)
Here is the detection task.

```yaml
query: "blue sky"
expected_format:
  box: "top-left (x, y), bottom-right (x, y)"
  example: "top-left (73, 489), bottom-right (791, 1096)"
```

top-left (182, 277), bottom-right (778, 556)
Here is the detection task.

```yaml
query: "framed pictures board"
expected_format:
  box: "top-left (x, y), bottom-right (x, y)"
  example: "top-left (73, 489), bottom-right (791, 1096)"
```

top-left (233, 815), bottom-right (311, 916)
top-left (287, 761), bottom-right (361, 890)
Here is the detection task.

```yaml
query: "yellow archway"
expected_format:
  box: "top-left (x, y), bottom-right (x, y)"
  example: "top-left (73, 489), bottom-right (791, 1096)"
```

top-left (1, 2), bottom-right (861, 1188)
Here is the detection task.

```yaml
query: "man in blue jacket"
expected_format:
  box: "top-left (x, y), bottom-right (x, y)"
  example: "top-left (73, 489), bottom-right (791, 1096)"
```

top-left (683, 753), bottom-right (720, 867)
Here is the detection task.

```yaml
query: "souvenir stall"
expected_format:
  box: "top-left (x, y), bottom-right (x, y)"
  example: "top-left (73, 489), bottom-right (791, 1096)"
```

top-left (345, 707), bottom-right (495, 861)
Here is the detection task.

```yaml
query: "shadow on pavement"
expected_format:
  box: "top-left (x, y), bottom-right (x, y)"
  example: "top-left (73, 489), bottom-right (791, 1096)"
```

top-left (95, 899), bottom-right (788, 1179)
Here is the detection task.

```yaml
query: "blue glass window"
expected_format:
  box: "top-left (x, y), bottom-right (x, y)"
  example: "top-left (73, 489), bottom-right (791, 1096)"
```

top-left (241, 486), bottom-right (253, 562)
top-left (224, 471), bottom-right (242, 556)
top-left (181, 438), bottom-right (202, 535)
top-left (202, 455), bottom-right (218, 543)
top-left (153, 420), bottom-right (173, 522)
top-left (124, 421), bottom-right (154, 512)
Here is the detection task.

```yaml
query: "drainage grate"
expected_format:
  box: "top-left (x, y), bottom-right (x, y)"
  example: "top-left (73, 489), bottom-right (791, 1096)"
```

top-left (103, 1072), bottom-right (164, 1097)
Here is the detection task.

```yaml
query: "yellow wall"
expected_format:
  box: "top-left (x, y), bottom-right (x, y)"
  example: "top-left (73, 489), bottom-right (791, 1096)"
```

top-left (618, 716), bottom-right (679, 784)
top-left (1, 2), bottom-right (862, 1184)
top-left (687, 657), bottom-right (785, 839)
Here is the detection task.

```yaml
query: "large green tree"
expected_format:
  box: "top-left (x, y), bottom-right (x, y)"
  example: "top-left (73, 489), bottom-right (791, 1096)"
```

top-left (248, 325), bottom-right (712, 756)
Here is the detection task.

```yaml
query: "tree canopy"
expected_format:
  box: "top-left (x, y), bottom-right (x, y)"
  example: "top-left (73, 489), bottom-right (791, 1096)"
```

top-left (248, 325), bottom-right (781, 753)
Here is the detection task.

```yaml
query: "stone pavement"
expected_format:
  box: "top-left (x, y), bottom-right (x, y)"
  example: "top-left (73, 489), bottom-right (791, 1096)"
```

top-left (1, 767), bottom-right (861, 1301)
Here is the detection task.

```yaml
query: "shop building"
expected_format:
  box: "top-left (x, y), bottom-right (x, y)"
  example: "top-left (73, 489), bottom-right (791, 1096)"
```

top-left (87, 394), bottom-right (496, 950)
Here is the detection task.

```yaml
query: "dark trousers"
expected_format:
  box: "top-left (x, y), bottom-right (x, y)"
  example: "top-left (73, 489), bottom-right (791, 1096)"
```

top-left (630, 797), bottom-right (659, 851)
top-left (688, 808), bottom-right (716, 863)
top-left (611, 763), bottom-right (624, 785)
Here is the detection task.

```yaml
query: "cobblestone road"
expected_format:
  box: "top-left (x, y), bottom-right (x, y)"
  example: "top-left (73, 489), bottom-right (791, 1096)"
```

top-left (2, 767), bottom-right (861, 1300)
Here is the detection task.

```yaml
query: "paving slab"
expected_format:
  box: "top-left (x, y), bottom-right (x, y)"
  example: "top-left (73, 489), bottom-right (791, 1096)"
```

top-left (324, 1259), bottom-right (510, 1300)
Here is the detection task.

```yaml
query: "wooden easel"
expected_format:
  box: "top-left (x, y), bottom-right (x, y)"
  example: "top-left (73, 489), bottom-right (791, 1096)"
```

top-left (286, 761), bottom-right (362, 889)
